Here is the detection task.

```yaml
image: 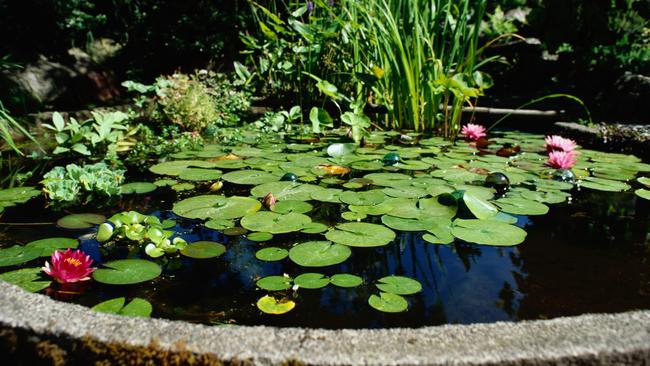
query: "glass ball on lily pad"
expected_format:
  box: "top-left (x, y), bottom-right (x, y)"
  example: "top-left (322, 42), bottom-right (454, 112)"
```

top-left (553, 168), bottom-right (576, 183)
top-left (484, 172), bottom-right (510, 194)
top-left (280, 173), bottom-right (298, 182)
top-left (382, 153), bottom-right (400, 166)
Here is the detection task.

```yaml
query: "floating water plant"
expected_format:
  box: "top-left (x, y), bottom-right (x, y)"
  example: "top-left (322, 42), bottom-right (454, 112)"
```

top-left (42, 248), bottom-right (96, 283)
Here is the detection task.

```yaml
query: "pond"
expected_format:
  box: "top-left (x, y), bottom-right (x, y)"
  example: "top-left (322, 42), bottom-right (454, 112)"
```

top-left (0, 129), bottom-right (648, 329)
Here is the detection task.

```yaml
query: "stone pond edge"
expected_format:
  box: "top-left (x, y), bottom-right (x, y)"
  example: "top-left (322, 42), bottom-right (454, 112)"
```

top-left (0, 281), bottom-right (649, 365)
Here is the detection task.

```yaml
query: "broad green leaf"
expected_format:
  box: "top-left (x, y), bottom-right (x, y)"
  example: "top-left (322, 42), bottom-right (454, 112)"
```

top-left (93, 259), bottom-right (161, 285)
top-left (289, 241), bottom-right (351, 267)
top-left (368, 292), bottom-right (408, 313)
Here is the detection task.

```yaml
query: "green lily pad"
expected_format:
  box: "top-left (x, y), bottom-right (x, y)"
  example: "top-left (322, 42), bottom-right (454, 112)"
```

top-left (310, 188), bottom-right (342, 203)
top-left (92, 259), bottom-right (161, 285)
top-left (363, 173), bottom-right (412, 187)
top-left (120, 182), bottom-right (157, 194)
top-left (270, 200), bottom-right (313, 214)
top-left (180, 241), bottom-right (226, 259)
top-left (222, 170), bottom-right (279, 185)
top-left (340, 190), bottom-right (387, 206)
top-left (424, 220), bottom-right (454, 244)
top-left (24, 237), bottom-right (79, 256)
top-left (451, 219), bottom-right (527, 246)
top-left (248, 232), bottom-right (274, 242)
top-left (149, 160), bottom-right (218, 176)
top-left (580, 177), bottom-right (631, 192)
top-left (462, 192), bottom-right (498, 219)
top-left (56, 213), bottom-right (106, 229)
top-left (256, 275), bottom-right (293, 291)
top-left (178, 168), bottom-right (223, 181)
top-left (382, 186), bottom-right (428, 199)
top-left (0, 245), bottom-right (41, 267)
top-left (494, 197), bottom-right (549, 215)
top-left (289, 241), bottom-right (351, 267)
top-left (171, 182), bottom-right (195, 191)
top-left (376, 275), bottom-right (422, 295)
top-left (255, 247), bottom-right (289, 261)
top-left (380, 215), bottom-right (434, 232)
top-left (251, 181), bottom-right (324, 201)
top-left (173, 195), bottom-right (261, 220)
top-left (638, 177), bottom-right (650, 188)
top-left (520, 190), bottom-right (570, 204)
top-left (368, 292), bottom-right (408, 313)
top-left (0, 267), bottom-right (51, 292)
top-left (635, 189), bottom-right (650, 200)
top-left (342, 211), bottom-right (367, 221)
top-left (241, 212), bottom-right (311, 234)
top-left (256, 295), bottom-right (295, 314)
top-left (294, 273), bottom-right (330, 289)
top-left (91, 297), bottom-right (152, 317)
top-left (300, 222), bottom-right (329, 234)
top-left (330, 274), bottom-right (363, 288)
top-left (325, 222), bottom-right (396, 247)
top-left (205, 218), bottom-right (235, 230)
top-left (532, 179), bottom-right (574, 191)
top-left (153, 179), bottom-right (178, 187)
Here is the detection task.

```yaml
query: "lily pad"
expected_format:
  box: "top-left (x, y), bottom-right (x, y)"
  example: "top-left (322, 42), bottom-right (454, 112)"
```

top-left (153, 179), bottom-right (178, 187)
top-left (173, 195), bottom-right (261, 220)
top-left (178, 168), bottom-right (223, 181)
top-left (257, 295), bottom-right (295, 314)
top-left (0, 267), bottom-right (50, 292)
top-left (424, 220), bottom-right (454, 244)
top-left (310, 188), bottom-right (342, 203)
top-left (241, 212), bottom-right (311, 234)
top-left (205, 218), bottom-right (235, 230)
top-left (120, 182), bottom-right (157, 194)
top-left (289, 241), bottom-right (351, 267)
top-left (330, 274), bottom-right (363, 288)
top-left (24, 237), bottom-right (79, 256)
top-left (638, 177), bottom-right (650, 188)
top-left (380, 215), bottom-right (434, 232)
top-left (57, 213), bottom-right (106, 229)
top-left (494, 197), bottom-right (549, 215)
top-left (91, 297), bottom-right (152, 317)
top-left (325, 222), bottom-right (396, 247)
top-left (255, 247), bottom-right (289, 261)
top-left (180, 241), bottom-right (226, 259)
top-left (92, 259), bottom-right (162, 285)
top-left (462, 192), bottom-right (498, 220)
top-left (256, 275), bottom-right (293, 291)
top-left (342, 211), bottom-right (367, 221)
top-left (248, 232), bottom-right (274, 242)
top-left (580, 177), bottom-right (631, 192)
top-left (300, 222), bottom-right (329, 234)
top-left (294, 273), bottom-right (330, 289)
top-left (221, 170), bottom-right (279, 185)
top-left (251, 181), bottom-right (324, 201)
top-left (520, 190), bottom-right (570, 204)
top-left (270, 200), bottom-right (313, 214)
top-left (451, 219), bottom-right (527, 246)
top-left (368, 292), bottom-right (408, 313)
top-left (149, 160), bottom-right (218, 176)
top-left (0, 245), bottom-right (41, 267)
top-left (171, 183), bottom-right (195, 191)
top-left (635, 189), bottom-right (650, 200)
top-left (376, 276), bottom-right (422, 295)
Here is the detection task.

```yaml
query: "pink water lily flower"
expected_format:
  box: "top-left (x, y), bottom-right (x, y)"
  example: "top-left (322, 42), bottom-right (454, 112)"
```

top-left (461, 123), bottom-right (487, 141)
top-left (546, 151), bottom-right (577, 169)
top-left (42, 248), bottom-right (96, 284)
top-left (545, 135), bottom-right (577, 153)
top-left (262, 192), bottom-right (277, 210)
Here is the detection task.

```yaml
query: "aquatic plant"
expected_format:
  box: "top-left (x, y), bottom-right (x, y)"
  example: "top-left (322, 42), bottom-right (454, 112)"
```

top-left (262, 192), bottom-right (277, 210)
top-left (545, 135), bottom-right (577, 153)
top-left (546, 151), bottom-right (577, 169)
top-left (0, 101), bottom-right (38, 156)
top-left (461, 123), bottom-right (487, 141)
top-left (42, 248), bottom-right (96, 284)
top-left (41, 163), bottom-right (125, 204)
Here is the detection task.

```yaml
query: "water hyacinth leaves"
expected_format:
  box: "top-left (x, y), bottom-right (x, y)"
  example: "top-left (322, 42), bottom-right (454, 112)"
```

top-left (92, 259), bottom-right (161, 285)
top-left (294, 273), bottom-right (329, 289)
top-left (289, 241), bottom-right (351, 267)
top-left (451, 219), bottom-right (527, 246)
top-left (325, 222), bottom-right (396, 247)
top-left (173, 195), bottom-right (261, 220)
top-left (0, 267), bottom-right (51, 292)
top-left (257, 295), bottom-right (295, 315)
top-left (376, 276), bottom-right (422, 295)
top-left (330, 274), bottom-right (363, 288)
top-left (180, 241), bottom-right (226, 259)
top-left (57, 213), bottom-right (106, 229)
top-left (241, 212), bottom-right (311, 234)
top-left (91, 297), bottom-right (153, 317)
top-left (256, 247), bottom-right (289, 262)
top-left (368, 292), bottom-right (408, 313)
top-left (257, 275), bottom-right (292, 291)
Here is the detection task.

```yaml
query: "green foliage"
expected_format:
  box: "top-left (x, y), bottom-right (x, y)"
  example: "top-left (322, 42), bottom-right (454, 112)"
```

top-left (0, 101), bottom-right (38, 156)
top-left (125, 125), bottom-right (203, 169)
top-left (252, 105), bottom-right (303, 135)
top-left (41, 162), bottom-right (124, 204)
top-left (42, 111), bottom-right (136, 159)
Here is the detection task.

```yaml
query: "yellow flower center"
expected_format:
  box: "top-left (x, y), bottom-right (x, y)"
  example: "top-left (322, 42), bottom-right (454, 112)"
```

top-left (65, 258), bottom-right (82, 267)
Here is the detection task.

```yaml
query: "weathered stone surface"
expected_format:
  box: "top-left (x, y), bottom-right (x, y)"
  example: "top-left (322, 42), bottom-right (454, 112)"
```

top-left (2, 55), bottom-right (77, 105)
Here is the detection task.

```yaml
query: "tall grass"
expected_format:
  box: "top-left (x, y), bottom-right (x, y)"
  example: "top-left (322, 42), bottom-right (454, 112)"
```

top-left (0, 101), bottom-right (38, 156)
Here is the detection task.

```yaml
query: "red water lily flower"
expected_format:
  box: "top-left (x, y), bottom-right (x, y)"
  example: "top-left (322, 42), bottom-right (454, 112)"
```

top-left (42, 248), bottom-right (96, 284)
top-left (545, 135), bottom-right (577, 153)
top-left (461, 123), bottom-right (487, 141)
top-left (546, 151), bottom-right (577, 169)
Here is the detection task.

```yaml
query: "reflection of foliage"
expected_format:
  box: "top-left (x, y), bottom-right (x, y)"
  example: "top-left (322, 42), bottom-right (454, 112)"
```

top-left (41, 162), bottom-right (124, 204)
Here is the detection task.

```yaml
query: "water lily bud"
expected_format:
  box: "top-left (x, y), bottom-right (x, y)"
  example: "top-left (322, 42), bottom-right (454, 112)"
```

top-left (262, 192), bottom-right (277, 210)
top-left (96, 223), bottom-right (114, 243)
top-left (210, 181), bottom-right (223, 192)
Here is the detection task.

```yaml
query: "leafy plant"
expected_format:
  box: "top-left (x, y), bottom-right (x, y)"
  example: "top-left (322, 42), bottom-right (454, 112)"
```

top-left (125, 125), bottom-right (203, 169)
top-left (42, 111), bottom-right (136, 158)
top-left (252, 105), bottom-right (303, 135)
top-left (0, 101), bottom-right (38, 156)
top-left (41, 162), bottom-right (124, 204)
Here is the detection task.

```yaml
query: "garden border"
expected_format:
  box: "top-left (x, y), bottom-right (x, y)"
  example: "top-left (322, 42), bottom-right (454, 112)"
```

top-left (0, 282), bottom-right (649, 365)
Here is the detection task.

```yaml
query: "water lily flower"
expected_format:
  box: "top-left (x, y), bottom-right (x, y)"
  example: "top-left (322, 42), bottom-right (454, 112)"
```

top-left (460, 123), bottom-right (487, 141)
top-left (42, 248), bottom-right (96, 284)
top-left (546, 151), bottom-right (577, 169)
top-left (545, 135), bottom-right (577, 153)
top-left (262, 192), bottom-right (277, 210)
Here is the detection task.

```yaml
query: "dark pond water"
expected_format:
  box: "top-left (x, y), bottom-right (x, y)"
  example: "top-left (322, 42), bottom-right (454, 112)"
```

top-left (1, 183), bottom-right (648, 328)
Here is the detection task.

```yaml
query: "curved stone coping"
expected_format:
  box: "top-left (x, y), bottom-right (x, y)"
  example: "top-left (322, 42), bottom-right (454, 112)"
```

top-left (1, 281), bottom-right (649, 365)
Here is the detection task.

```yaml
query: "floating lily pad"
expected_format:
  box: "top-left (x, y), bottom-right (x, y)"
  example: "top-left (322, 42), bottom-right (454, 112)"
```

top-left (462, 192), bottom-right (498, 219)
top-left (180, 241), bottom-right (226, 259)
top-left (330, 274), bottom-right (363, 288)
top-left (173, 195), bottom-right (261, 220)
top-left (363, 173), bottom-right (412, 187)
top-left (300, 222), bottom-right (329, 234)
top-left (178, 168), bottom-right (223, 181)
top-left (241, 212), bottom-right (311, 234)
top-left (25, 237), bottom-right (79, 256)
top-left (580, 177), bottom-right (631, 192)
top-left (222, 170), bottom-right (279, 185)
top-left (638, 177), bottom-right (650, 188)
top-left (256, 275), bottom-right (292, 291)
top-left (380, 215), bottom-right (434, 232)
top-left (91, 297), bottom-right (152, 317)
top-left (326, 222), bottom-right (396, 247)
top-left (93, 259), bottom-right (161, 285)
top-left (451, 219), bottom-right (527, 246)
top-left (520, 190), bottom-right (570, 204)
top-left (494, 197), bottom-right (549, 215)
top-left (149, 160), bottom-right (218, 176)
top-left (0, 245), bottom-right (41, 267)
top-left (0, 186), bottom-right (40, 207)
top-left (205, 218), bottom-right (235, 230)
top-left (342, 211), bottom-right (367, 221)
top-left (310, 189), bottom-right (342, 203)
top-left (289, 241), bottom-right (351, 267)
top-left (376, 276), bottom-right (422, 295)
top-left (121, 182), bottom-right (157, 194)
top-left (153, 179), bottom-right (178, 187)
top-left (294, 273), bottom-right (330, 289)
top-left (368, 292), bottom-right (408, 313)
top-left (57, 213), bottom-right (106, 229)
top-left (424, 220), bottom-right (454, 244)
top-left (255, 247), bottom-right (288, 261)
top-left (257, 295), bottom-right (295, 314)
top-left (532, 179), bottom-right (574, 191)
top-left (251, 181), bottom-right (324, 201)
top-left (271, 200), bottom-right (313, 214)
top-left (248, 232), bottom-right (274, 242)
top-left (0, 267), bottom-right (50, 292)
top-left (171, 182), bottom-right (195, 191)
top-left (635, 189), bottom-right (650, 200)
